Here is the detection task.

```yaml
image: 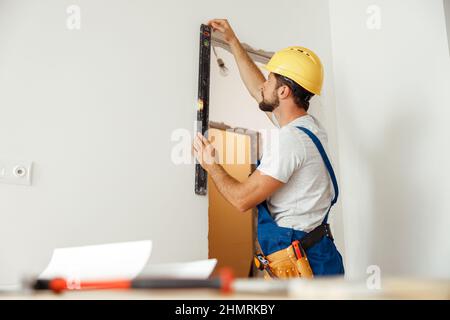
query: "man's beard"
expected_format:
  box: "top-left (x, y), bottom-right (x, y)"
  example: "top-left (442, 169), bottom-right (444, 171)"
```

top-left (258, 91), bottom-right (279, 112)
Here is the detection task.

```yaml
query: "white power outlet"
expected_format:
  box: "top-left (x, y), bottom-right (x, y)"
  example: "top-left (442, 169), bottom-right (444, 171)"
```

top-left (0, 160), bottom-right (33, 186)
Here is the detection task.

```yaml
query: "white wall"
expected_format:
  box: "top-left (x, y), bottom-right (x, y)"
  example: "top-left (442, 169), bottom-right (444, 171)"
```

top-left (0, 0), bottom-right (205, 284)
top-left (2, 0), bottom-right (447, 285)
top-left (0, 0), bottom-right (342, 284)
top-left (329, 0), bottom-right (450, 278)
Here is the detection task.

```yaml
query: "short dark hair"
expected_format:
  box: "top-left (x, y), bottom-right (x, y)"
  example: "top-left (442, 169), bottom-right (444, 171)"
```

top-left (273, 73), bottom-right (314, 111)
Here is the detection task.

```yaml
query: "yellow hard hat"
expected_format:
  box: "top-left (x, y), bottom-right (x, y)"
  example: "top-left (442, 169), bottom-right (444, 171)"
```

top-left (263, 46), bottom-right (324, 95)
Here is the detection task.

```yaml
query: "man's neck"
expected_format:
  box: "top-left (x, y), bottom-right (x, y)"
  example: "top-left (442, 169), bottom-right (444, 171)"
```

top-left (274, 108), bottom-right (308, 127)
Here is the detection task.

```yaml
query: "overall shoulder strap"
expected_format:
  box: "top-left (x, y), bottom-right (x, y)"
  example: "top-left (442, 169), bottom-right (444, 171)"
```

top-left (296, 126), bottom-right (339, 224)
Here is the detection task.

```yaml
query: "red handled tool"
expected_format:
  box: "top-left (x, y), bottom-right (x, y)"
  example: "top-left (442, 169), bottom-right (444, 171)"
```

top-left (32, 267), bottom-right (234, 294)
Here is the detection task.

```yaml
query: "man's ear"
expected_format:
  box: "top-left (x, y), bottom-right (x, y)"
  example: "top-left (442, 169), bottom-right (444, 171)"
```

top-left (278, 85), bottom-right (291, 100)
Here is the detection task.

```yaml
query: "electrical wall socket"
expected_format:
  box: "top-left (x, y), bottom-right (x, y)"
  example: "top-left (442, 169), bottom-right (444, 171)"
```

top-left (0, 160), bottom-right (33, 186)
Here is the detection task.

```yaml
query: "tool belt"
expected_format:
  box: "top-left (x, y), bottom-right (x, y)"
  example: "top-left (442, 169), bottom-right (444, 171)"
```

top-left (254, 223), bottom-right (334, 279)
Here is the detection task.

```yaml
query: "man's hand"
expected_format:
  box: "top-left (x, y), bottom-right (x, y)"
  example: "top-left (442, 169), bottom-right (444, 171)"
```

top-left (192, 133), bottom-right (284, 212)
top-left (208, 18), bottom-right (267, 109)
top-left (193, 132), bottom-right (217, 172)
top-left (207, 19), bottom-right (238, 45)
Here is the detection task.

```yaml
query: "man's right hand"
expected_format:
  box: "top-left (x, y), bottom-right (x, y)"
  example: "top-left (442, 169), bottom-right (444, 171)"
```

top-left (207, 19), bottom-right (238, 45)
top-left (207, 18), bottom-right (269, 116)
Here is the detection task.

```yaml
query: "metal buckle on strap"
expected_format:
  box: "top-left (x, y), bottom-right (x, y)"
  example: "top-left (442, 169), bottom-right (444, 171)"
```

top-left (324, 224), bottom-right (334, 241)
top-left (255, 254), bottom-right (269, 270)
top-left (254, 254), bottom-right (278, 278)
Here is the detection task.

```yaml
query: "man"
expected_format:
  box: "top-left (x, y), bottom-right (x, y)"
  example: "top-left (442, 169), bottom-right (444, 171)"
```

top-left (193, 19), bottom-right (344, 277)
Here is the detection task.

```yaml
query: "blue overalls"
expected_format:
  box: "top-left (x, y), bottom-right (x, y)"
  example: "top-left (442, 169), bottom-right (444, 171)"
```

top-left (257, 126), bottom-right (345, 276)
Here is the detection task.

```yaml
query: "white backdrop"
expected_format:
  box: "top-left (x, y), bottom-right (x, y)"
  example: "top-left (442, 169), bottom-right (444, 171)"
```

top-left (0, 0), bottom-right (340, 284)
top-left (0, 0), bottom-right (448, 285)
top-left (329, 0), bottom-right (450, 278)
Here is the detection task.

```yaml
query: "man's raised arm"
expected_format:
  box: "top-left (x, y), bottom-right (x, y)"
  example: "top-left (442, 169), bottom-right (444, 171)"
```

top-left (208, 19), bottom-right (266, 103)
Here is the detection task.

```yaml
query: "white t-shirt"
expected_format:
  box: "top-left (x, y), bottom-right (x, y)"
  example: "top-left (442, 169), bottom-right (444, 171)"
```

top-left (257, 114), bottom-right (334, 232)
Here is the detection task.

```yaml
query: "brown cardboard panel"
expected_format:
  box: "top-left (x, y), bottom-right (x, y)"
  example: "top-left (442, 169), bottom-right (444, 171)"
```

top-left (208, 128), bottom-right (254, 278)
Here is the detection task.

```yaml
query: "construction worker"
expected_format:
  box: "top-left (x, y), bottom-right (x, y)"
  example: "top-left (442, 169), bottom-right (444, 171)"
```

top-left (193, 19), bottom-right (344, 278)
